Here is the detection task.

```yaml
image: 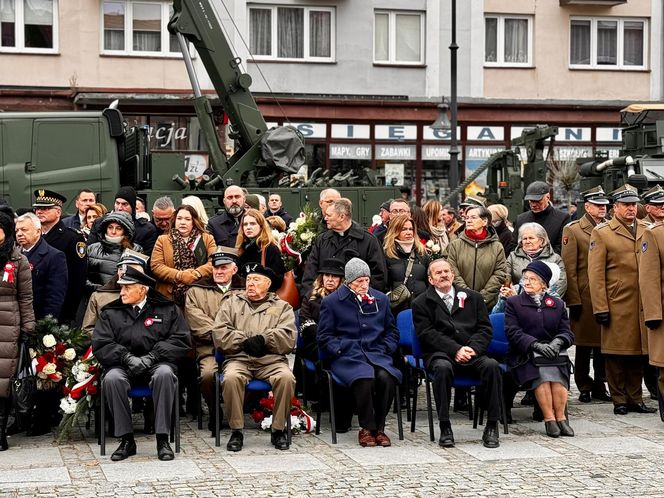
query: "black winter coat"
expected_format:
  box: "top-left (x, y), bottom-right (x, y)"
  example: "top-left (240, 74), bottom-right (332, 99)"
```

top-left (92, 292), bottom-right (191, 371)
top-left (134, 218), bottom-right (158, 255)
top-left (302, 222), bottom-right (387, 295)
top-left (237, 241), bottom-right (287, 278)
top-left (384, 247), bottom-right (430, 313)
top-left (494, 221), bottom-right (512, 256)
top-left (298, 292), bottom-right (323, 361)
top-left (508, 204), bottom-right (570, 254)
top-left (412, 285), bottom-right (492, 369)
top-left (25, 238), bottom-right (68, 321)
top-left (264, 207), bottom-right (293, 227)
top-left (207, 211), bottom-right (241, 247)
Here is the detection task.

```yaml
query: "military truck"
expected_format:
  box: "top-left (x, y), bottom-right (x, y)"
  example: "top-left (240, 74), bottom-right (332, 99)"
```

top-left (0, 0), bottom-right (398, 226)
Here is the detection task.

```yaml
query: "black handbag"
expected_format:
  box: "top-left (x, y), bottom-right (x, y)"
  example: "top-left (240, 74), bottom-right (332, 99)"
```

top-left (389, 255), bottom-right (415, 311)
top-left (11, 339), bottom-right (37, 418)
top-left (532, 349), bottom-right (570, 367)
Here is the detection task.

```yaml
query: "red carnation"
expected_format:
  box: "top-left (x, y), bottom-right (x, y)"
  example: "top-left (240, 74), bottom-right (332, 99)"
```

top-left (54, 343), bottom-right (67, 355)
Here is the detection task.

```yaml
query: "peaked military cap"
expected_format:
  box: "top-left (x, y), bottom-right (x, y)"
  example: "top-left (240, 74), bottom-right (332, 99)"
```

top-left (117, 266), bottom-right (156, 287)
top-left (610, 184), bottom-right (641, 203)
top-left (211, 246), bottom-right (238, 266)
top-left (116, 248), bottom-right (150, 269)
top-left (581, 185), bottom-right (610, 205)
top-left (33, 189), bottom-right (66, 208)
top-left (642, 185), bottom-right (664, 205)
top-left (459, 195), bottom-right (485, 208)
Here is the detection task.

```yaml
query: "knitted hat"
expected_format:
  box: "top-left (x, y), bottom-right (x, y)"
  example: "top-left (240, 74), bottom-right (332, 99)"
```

top-left (115, 186), bottom-right (137, 214)
top-left (345, 257), bottom-right (370, 283)
top-left (523, 260), bottom-right (552, 287)
top-left (100, 211), bottom-right (135, 241)
top-left (245, 194), bottom-right (260, 210)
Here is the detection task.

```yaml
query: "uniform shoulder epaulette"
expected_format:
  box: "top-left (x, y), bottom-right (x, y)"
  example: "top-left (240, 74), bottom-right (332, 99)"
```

top-left (595, 221), bottom-right (609, 230)
top-left (566, 220), bottom-right (580, 228)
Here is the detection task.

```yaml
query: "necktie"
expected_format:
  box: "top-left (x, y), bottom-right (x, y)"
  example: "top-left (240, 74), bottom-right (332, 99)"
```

top-left (443, 294), bottom-right (453, 312)
top-left (134, 306), bottom-right (140, 315)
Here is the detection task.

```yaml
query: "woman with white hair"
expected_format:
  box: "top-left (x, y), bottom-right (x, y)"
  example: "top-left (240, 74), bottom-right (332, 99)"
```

top-left (499, 222), bottom-right (567, 300)
top-left (182, 195), bottom-right (209, 226)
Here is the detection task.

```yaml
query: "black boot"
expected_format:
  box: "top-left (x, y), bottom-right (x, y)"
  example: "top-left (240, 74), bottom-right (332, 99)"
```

top-left (0, 399), bottom-right (9, 451)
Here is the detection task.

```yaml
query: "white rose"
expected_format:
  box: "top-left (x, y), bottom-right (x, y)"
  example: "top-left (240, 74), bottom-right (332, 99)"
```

top-left (42, 363), bottom-right (57, 375)
top-left (42, 334), bottom-right (56, 348)
top-left (260, 415), bottom-right (273, 431)
top-left (288, 222), bottom-right (297, 231)
top-left (77, 363), bottom-right (89, 373)
top-left (300, 232), bottom-right (311, 243)
top-left (295, 217), bottom-right (305, 226)
top-left (60, 397), bottom-right (76, 415)
top-left (426, 240), bottom-right (434, 248)
top-left (75, 371), bottom-right (89, 383)
top-left (63, 348), bottom-right (76, 361)
top-left (432, 244), bottom-right (441, 253)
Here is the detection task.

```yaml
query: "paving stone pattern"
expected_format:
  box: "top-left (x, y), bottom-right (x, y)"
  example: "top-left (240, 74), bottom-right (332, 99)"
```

top-left (4, 348), bottom-right (664, 497)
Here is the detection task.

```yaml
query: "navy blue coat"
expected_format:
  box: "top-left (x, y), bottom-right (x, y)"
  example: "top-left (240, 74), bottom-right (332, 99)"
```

top-left (62, 214), bottom-right (82, 230)
top-left (25, 238), bottom-right (68, 321)
top-left (504, 292), bottom-right (575, 386)
top-left (317, 285), bottom-right (402, 386)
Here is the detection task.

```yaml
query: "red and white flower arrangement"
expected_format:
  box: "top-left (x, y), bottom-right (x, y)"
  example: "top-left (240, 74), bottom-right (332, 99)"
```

top-left (425, 239), bottom-right (445, 260)
top-left (275, 204), bottom-right (322, 270)
top-left (251, 393), bottom-right (316, 434)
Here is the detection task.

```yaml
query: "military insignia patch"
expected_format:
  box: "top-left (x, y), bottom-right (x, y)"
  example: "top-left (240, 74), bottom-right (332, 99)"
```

top-left (562, 236), bottom-right (569, 246)
top-left (642, 242), bottom-right (648, 253)
top-left (38, 189), bottom-right (45, 197)
top-left (76, 242), bottom-right (86, 258)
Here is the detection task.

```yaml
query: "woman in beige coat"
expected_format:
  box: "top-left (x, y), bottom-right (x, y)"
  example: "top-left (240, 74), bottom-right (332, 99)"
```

top-left (151, 205), bottom-right (215, 305)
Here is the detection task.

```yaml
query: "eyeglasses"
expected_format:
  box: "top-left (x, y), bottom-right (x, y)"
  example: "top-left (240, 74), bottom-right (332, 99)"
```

top-left (464, 215), bottom-right (480, 220)
top-left (390, 209), bottom-right (409, 215)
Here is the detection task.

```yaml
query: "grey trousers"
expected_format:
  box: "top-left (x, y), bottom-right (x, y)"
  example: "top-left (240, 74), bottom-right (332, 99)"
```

top-left (103, 364), bottom-right (177, 436)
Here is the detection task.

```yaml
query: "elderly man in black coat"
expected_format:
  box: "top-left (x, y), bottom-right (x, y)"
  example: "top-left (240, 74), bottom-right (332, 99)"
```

top-left (92, 267), bottom-right (191, 462)
top-left (412, 258), bottom-right (501, 449)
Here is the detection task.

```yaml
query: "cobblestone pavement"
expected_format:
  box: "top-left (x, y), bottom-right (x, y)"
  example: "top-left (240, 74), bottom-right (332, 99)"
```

top-left (2, 350), bottom-right (664, 497)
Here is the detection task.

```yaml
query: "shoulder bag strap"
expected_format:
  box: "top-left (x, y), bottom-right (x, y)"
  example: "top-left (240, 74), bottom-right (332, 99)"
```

top-left (402, 253), bottom-right (415, 286)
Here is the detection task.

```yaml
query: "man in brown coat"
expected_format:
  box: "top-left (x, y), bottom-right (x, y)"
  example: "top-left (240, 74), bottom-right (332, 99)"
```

top-left (639, 221), bottom-right (664, 419)
top-left (561, 186), bottom-right (611, 403)
top-left (213, 263), bottom-right (296, 452)
top-left (588, 184), bottom-right (656, 415)
top-left (642, 185), bottom-right (664, 224)
top-left (184, 248), bottom-right (240, 435)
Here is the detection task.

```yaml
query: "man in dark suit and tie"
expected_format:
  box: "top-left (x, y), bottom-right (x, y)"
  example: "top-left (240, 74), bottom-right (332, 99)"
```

top-left (15, 212), bottom-right (68, 321)
top-left (412, 258), bottom-right (501, 449)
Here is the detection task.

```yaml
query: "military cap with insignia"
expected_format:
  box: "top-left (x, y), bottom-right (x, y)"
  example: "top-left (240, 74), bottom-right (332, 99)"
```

top-left (242, 262), bottom-right (282, 291)
top-left (610, 184), bottom-right (641, 203)
top-left (581, 185), bottom-right (610, 205)
top-left (117, 266), bottom-right (156, 287)
top-left (116, 248), bottom-right (150, 269)
top-left (33, 189), bottom-right (66, 208)
top-left (211, 246), bottom-right (238, 266)
top-left (642, 185), bottom-right (664, 205)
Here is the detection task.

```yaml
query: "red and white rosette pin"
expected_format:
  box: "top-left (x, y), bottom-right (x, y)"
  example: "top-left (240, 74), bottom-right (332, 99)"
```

top-left (544, 297), bottom-right (555, 308)
top-left (144, 317), bottom-right (154, 327)
top-left (2, 262), bottom-right (15, 283)
top-left (457, 291), bottom-right (467, 309)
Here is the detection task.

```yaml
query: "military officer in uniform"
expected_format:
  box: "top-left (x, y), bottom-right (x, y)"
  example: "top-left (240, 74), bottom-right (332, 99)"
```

top-left (642, 185), bottom-right (664, 224)
top-left (588, 184), bottom-right (656, 415)
top-left (33, 189), bottom-right (87, 326)
top-left (184, 247), bottom-right (241, 435)
top-left (561, 186), bottom-right (612, 403)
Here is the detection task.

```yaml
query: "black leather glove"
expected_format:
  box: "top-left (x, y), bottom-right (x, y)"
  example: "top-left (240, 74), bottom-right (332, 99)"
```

top-left (646, 320), bottom-right (662, 330)
top-left (123, 353), bottom-right (146, 376)
top-left (138, 352), bottom-right (158, 371)
top-left (531, 341), bottom-right (556, 360)
top-left (568, 305), bottom-right (582, 321)
top-left (242, 335), bottom-right (267, 357)
top-left (595, 312), bottom-right (610, 327)
top-left (549, 337), bottom-right (565, 356)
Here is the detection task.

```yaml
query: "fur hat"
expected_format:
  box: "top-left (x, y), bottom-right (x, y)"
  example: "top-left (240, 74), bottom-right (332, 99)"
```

top-left (345, 257), bottom-right (370, 283)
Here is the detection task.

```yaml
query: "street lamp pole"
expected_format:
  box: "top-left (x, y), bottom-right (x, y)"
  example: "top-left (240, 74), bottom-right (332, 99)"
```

top-left (448, 0), bottom-right (459, 207)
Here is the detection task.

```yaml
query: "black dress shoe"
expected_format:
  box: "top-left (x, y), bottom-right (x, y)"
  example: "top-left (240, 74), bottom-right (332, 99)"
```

top-left (271, 429), bottom-right (290, 450)
top-left (613, 404), bottom-right (628, 415)
top-left (557, 419), bottom-right (575, 437)
top-left (545, 421), bottom-right (561, 438)
top-left (111, 436), bottom-right (137, 461)
top-left (156, 436), bottom-right (174, 461)
top-left (438, 426), bottom-right (455, 448)
top-left (578, 391), bottom-right (592, 403)
top-left (591, 390), bottom-right (612, 402)
top-left (482, 425), bottom-right (500, 448)
top-left (226, 430), bottom-right (244, 452)
top-left (627, 402), bottom-right (657, 414)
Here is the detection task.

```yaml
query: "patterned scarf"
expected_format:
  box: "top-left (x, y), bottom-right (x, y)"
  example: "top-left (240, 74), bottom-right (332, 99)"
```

top-left (170, 227), bottom-right (200, 306)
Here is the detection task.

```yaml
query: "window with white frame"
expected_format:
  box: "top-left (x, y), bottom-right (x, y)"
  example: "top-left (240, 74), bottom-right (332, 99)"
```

top-left (0, 0), bottom-right (58, 52)
top-left (374, 10), bottom-right (424, 65)
top-left (102, 1), bottom-right (184, 56)
top-left (570, 17), bottom-right (647, 70)
top-left (484, 14), bottom-right (533, 67)
top-left (248, 5), bottom-right (335, 61)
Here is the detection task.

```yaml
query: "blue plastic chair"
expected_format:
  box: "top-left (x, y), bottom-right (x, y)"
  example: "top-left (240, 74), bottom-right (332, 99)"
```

top-left (398, 309), bottom-right (509, 442)
top-left (99, 374), bottom-right (180, 456)
top-left (213, 350), bottom-right (291, 447)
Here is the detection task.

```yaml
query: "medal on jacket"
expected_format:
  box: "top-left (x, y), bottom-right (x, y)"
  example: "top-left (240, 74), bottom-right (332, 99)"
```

top-left (544, 297), bottom-right (555, 308)
top-left (457, 291), bottom-right (467, 309)
top-left (2, 262), bottom-right (15, 283)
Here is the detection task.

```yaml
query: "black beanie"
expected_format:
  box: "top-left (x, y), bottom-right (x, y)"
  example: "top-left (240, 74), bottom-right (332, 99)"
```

top-left (115, 186), bottom-right (137, 215)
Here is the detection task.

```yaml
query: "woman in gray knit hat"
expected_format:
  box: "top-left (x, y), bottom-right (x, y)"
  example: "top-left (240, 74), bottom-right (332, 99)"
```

top-left (317, 258), bottom-right (402, 448)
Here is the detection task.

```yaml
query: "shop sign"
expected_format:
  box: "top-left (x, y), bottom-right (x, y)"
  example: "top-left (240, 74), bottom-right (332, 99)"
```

top-left (423, 126), bottom-right (461, 140)
top-left (422, 145), bottom-right (464, 160)
top-left (375, 144), bottom-right (416, 160)
top-left (552, 146), bottom-right (593, 160)
top-left (511, 126), bottom-right (591, 142)
top-left (467, 126), bottom-right (504, 141)
top-left (329, 144), bottom-right (372, 159)
top-left (149, 124), bottom-right (188, 148)
top-left (331, 124), bottom-right (371, 139)
top-left (290, 123), bottom-right (326, 138)
top-left (375, 125), bottom-right (417, 140)
top-left (596, 128), bottom-right (622, 142)
top-left (465, 147), bottom-right (503, 159)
